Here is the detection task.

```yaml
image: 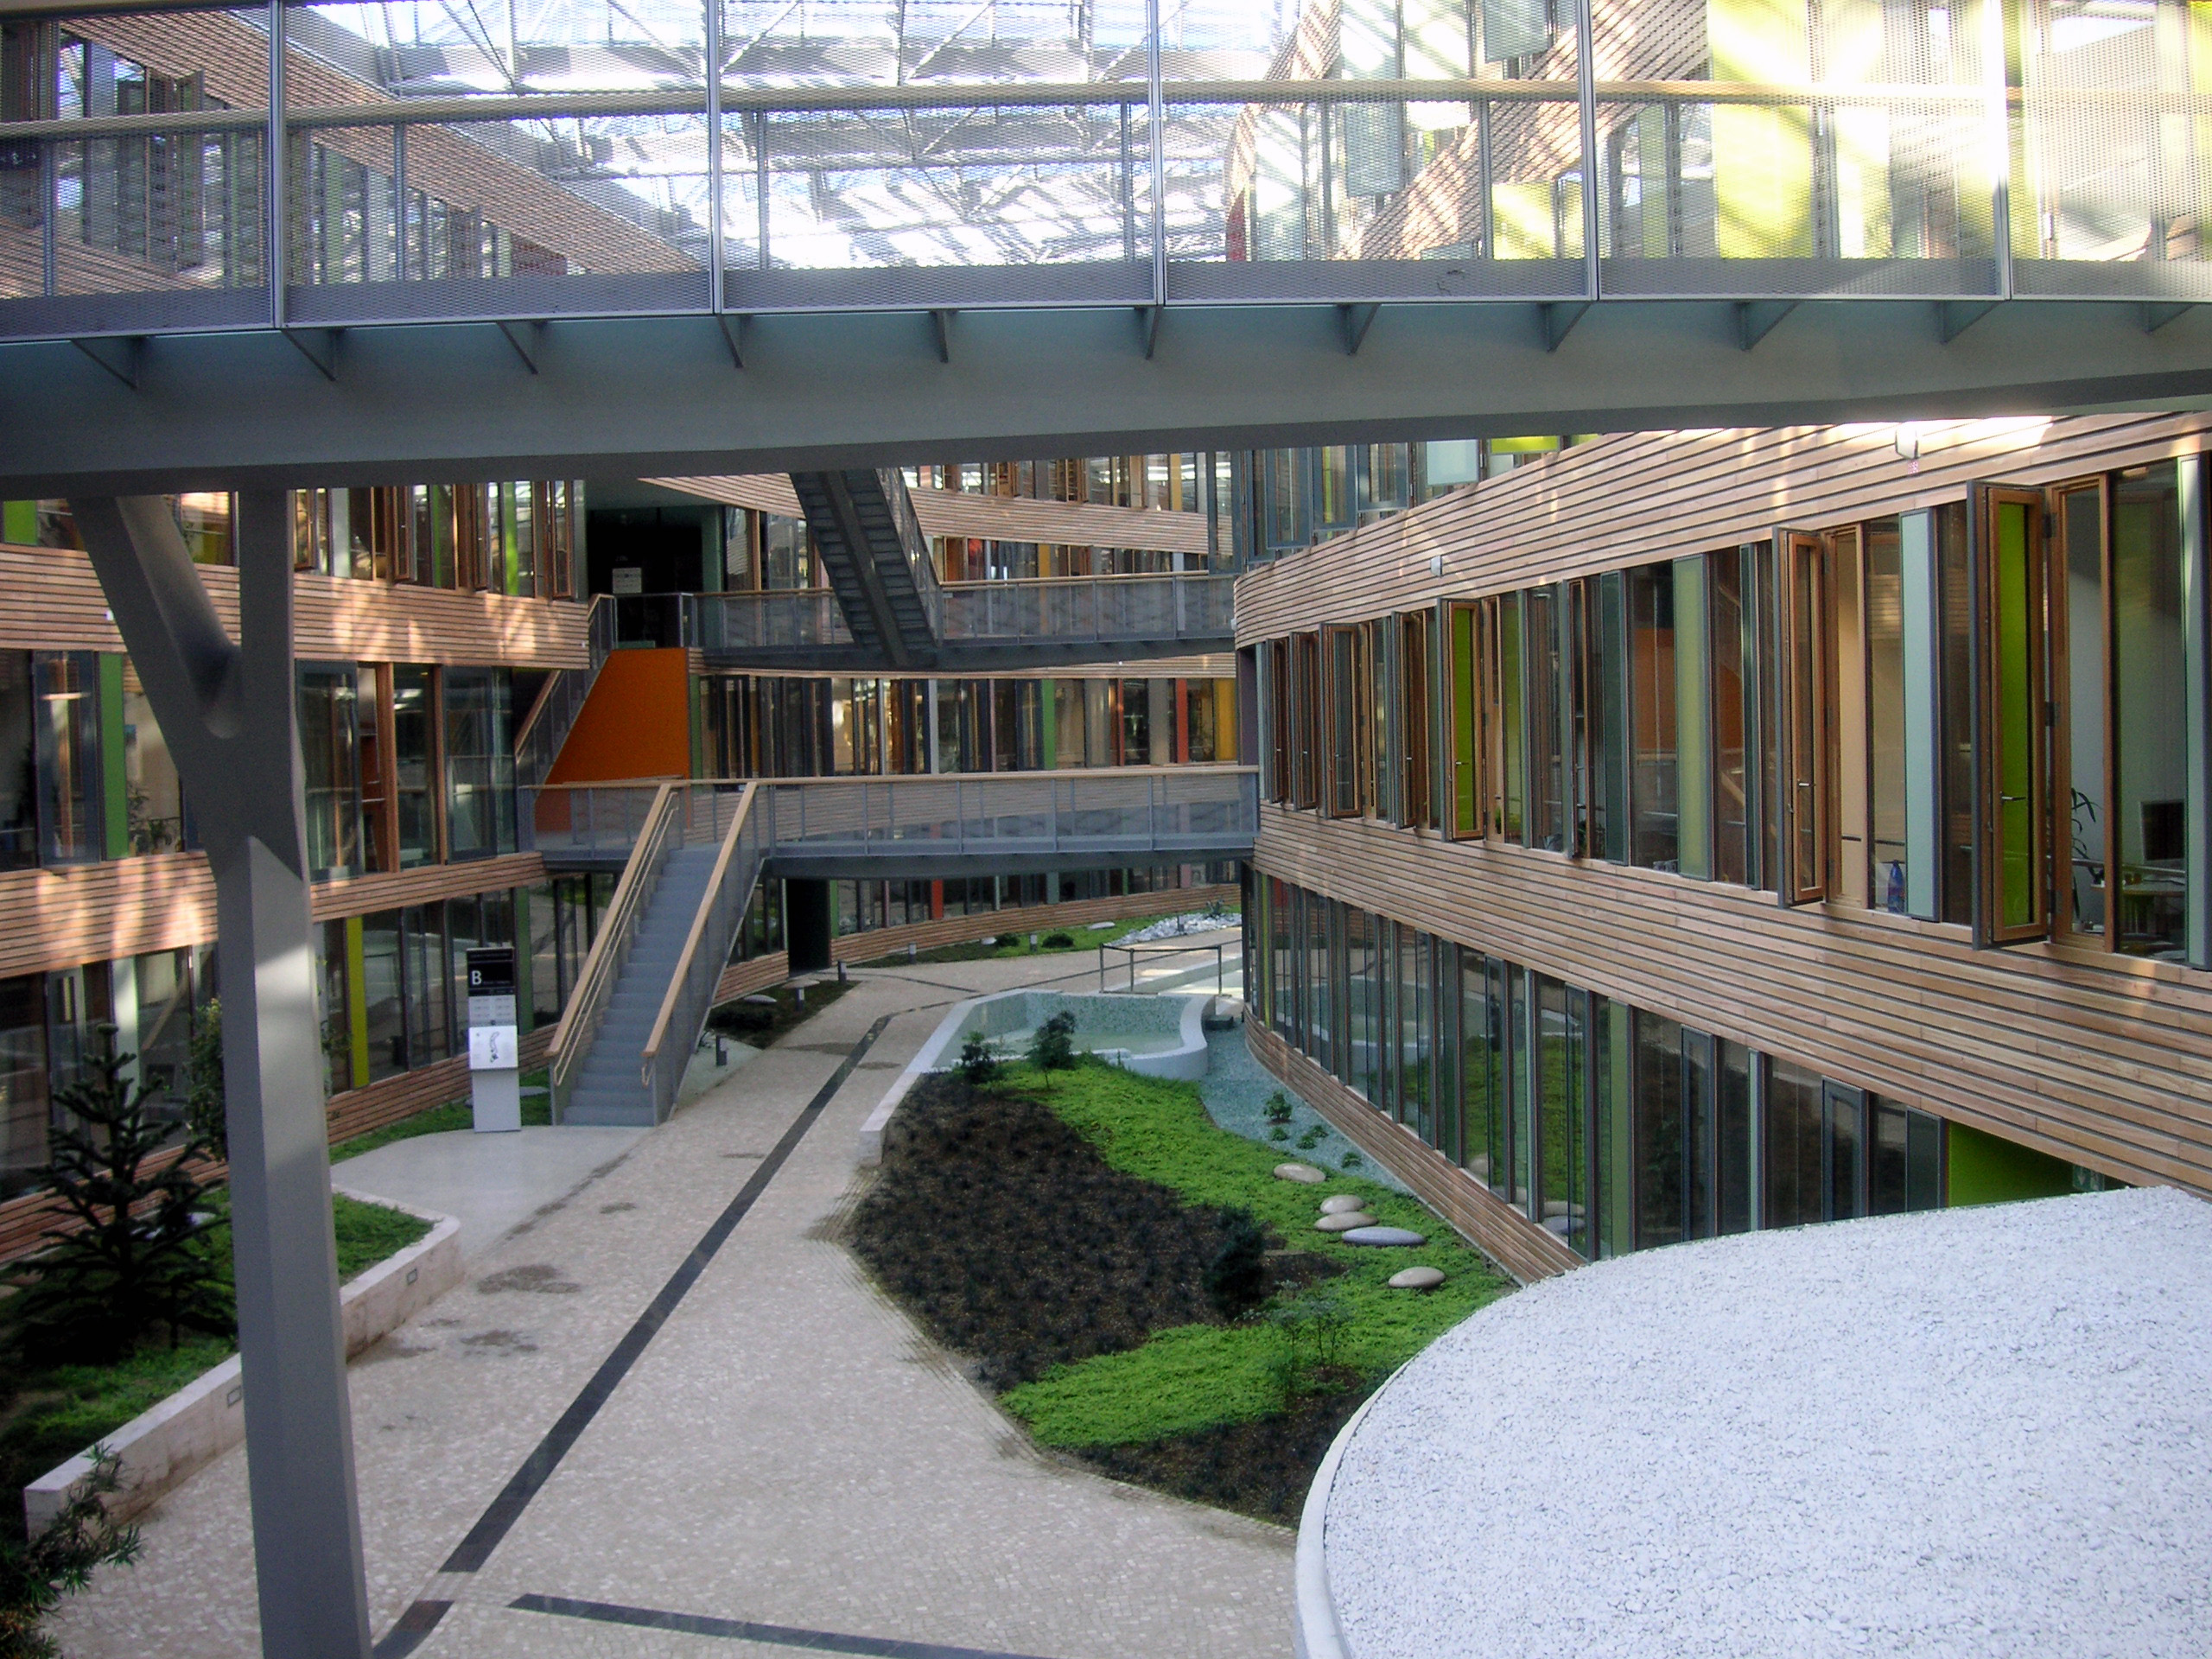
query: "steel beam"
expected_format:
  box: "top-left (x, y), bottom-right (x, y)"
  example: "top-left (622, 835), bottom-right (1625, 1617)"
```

top-left (10, 301), bottom-right (2212, 496)
top-left (70, 493), bottom-right (372, 1659)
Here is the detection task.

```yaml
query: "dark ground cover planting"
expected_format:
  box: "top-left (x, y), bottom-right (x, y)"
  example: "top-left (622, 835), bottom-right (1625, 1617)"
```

top-left (845, 1062), bottom-right (1506, 1523)
top-left (847, 1075), bottom-right (1336, 1391)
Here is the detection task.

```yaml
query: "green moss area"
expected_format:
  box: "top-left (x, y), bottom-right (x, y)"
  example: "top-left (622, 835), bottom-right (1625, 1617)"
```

top-left (0, 1190), bottom-right (429, 1547)
top-left (849, 1059), bottom-right (1510, 1522)
top-left (853, 908), bottom-right (1237, 968)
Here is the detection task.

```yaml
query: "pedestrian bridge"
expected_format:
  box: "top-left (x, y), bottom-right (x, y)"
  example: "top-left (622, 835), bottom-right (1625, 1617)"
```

top-left (8, 1), bottom-right (2212, 494)
top-left (536, 766), bottom-right (1254, 1126)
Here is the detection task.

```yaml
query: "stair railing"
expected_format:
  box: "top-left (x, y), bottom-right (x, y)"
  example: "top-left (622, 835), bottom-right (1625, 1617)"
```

top-left (639, 782), bottom-right (766, 1122)
top-left (877, 467), bottom-right (944, 634)
top-left (513, 594), bottom-right (616, 791)
top-left (549, 779), bottom-right (680, 1121)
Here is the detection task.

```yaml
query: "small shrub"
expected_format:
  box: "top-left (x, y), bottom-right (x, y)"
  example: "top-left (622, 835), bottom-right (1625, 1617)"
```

top-left (955, 1032), bottom-right (1001, 1089)
top-left (1041, 931), bottom-right (1075, 950)
top-left (1267, 1125), bottom-right (1289, 1141)
top-left (1200, 1207), bottom-right (1269, 1320)
top-left (1030, 1010), bottom-right (1079, 1071)
top-left (0, 1448), bottom-right (142, 1659)
top-left (1294, 1123), bottom-right (1331, 1152)
top-left (1341, 1150), bottom-right (1364, 1171)
top-left (14, 1031), bottom-right (233, 1366)
top-left (1262, 1091), bottom-right (1294, 1127)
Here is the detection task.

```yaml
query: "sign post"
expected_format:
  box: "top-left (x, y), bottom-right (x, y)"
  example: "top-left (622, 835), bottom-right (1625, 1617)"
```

top-left (466, 946), bottom-right (520, 1134)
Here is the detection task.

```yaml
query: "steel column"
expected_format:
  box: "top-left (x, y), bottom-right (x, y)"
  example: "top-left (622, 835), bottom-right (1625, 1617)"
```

top-left (71, 492), bottom-right (372, 1659)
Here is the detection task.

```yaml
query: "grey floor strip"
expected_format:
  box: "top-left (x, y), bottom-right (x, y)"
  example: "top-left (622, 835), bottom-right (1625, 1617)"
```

top-left (369, 1597), bottom-right (450, 1658)
top-left (438, 1013), bottom-right (893, 1573)
top-left (510, 1592), bottom-right (1063, 1659)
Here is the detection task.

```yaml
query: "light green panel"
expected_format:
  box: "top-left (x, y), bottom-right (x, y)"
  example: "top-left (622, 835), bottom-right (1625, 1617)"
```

top-left (1945, 1121), bottom-right (2075, 1208)
top-left (99, 653), bottom-right (128, 861)
top-left (1039, 680), bottom-right (1058, 771)
top-left (2, 501), bottom-right (35, 545)
top-left (1709, 0), bottom-right (1815, 257)
top-left (345, 916), bottom-right (370, 1092)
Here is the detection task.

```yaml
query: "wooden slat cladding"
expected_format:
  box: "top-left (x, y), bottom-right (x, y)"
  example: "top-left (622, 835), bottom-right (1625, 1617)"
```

top-left (1255, 807), bottom-right (2212, 1197)
top-left (0, 545), bottom-right (590, 669)
top-left (1236, 414), bottom-right (2212, 639)
top-left (1245, 1020), bottom-right (1580, 1285)
top-left (0, 853), bottom-right (548, 979)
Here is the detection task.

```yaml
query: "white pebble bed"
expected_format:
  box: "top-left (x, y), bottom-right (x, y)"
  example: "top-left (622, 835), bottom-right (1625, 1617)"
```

top-left (1315, 1187), bottom-right (2212, 1659)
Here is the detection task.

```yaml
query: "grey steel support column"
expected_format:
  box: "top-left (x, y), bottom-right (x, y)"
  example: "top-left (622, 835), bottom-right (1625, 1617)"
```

top-left (71, 493), bottom-right (372, 1659)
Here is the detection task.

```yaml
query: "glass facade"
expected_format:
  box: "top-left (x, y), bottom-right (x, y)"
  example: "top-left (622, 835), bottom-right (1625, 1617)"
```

top-left (1251, 874), bottom-right (1950, 1262)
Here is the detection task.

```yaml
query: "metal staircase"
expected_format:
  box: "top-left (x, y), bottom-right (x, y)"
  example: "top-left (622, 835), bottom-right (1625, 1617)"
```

top-left (550, 783), bottom-right (766, 1128)
top-left (789, 469), bottom-right (942, 670)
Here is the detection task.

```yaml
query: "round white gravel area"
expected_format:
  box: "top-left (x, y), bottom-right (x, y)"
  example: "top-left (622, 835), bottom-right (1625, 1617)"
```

top-left (1316, 1188), bottom-right (2212, 1659)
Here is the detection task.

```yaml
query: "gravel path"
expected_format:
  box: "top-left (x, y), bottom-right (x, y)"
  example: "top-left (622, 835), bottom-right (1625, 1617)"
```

top-left (1317, 1186), bottom-right (2212, 1659)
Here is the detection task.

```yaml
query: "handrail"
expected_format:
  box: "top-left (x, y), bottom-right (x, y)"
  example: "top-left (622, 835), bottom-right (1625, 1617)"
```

top-left (639, 782), bottom-right (760, 1103)
top-left (531, 763), bottom-right (1256, 791)
top-left (548, 779), bottom-right (678, 1112)
top-left (512, 595), bottom-right (616, 790)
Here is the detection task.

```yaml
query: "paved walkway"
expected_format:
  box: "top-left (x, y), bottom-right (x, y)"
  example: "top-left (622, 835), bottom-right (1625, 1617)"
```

top-left (334, 1126), bottom-right (647, 1261)
top-left (54, 950), bottom-right (1292, 1659)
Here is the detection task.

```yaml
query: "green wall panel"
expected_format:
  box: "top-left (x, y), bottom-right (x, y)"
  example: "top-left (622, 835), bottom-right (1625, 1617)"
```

top-left (1946, 1121), bottom-right (2076, 1208)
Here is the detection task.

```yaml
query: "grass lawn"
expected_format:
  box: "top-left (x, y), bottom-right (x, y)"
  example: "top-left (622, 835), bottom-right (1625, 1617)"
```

top-left (330, 1068), bottom-right (554, 1165)
top-left (853, 906), bottom-right (1237, 968)
top-left (0, 1189), bottom-right (430, 1547)
top-left (849, 1054), bottom-right (1509, 1520)
top-left (997, 1060), bottom-right (1510, 1452)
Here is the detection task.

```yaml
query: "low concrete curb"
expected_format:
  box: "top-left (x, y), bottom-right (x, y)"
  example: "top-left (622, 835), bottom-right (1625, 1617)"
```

top-left (22, 1190), bottom-right (461, 1534)
top-left (1294, 1387), bottom-right (1383, 1659)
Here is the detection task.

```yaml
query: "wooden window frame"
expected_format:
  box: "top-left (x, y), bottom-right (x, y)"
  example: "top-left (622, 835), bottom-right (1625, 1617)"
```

top-left (1322, 622), bottom-right (1363, 817)
top-left (1399, 608), bottom-right (1435, 830)
top-left (1776, 528), bottom-right (1831, 906)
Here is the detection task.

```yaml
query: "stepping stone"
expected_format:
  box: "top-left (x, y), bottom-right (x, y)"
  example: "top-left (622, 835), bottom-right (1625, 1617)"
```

top-left (1389, 1266), bottom-right (1446, 1291)
top-left (741, 995), bottom-right (776, 1006)
top-left (1088, 920), bottom-right (1117, 930)
top-left (1274, 1163), bottom-right (1327, 1184)
top-left (1320, 1194), bottom-right (1367, 1215)
top-left (1315, 1212), bottom-right (1376, 1233)
top-left (1343, 1225), bottom-right (1427, 1248)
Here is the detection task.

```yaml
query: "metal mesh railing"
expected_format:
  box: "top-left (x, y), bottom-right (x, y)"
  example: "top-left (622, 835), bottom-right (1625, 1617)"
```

top-left (7, 0), bottom-right (2208, 339)
top-left (512, 594), bottom-right (615, 792)
top-left (692, 588), bottom-right (853, 653)
top-left (639, 780), bottom-right (766, 1122)
top-left (524, 765), bottom-right (1256, 866)
top-left (936, 571), bottom-right (1235, 644)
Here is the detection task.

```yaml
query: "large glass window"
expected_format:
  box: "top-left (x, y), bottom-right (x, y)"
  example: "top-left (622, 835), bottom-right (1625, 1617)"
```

top-left (1632, 1008), bottom-right (1684, 1249)
top-left (1496, 593), bottom-right (1525, 842)
top-left (1869, 1099), bottom-right (1945, 1215)
top-left (1865, 519), bottom-right (1910, 911)
top-left (299, 664), bottom-right (362, 881)
top-left (1764, 1057), bottom-right (1827, 1229)
top-left (0, 973), bottom-right (51, 1197)
top-left (359, 910), bottom-right (406, 1083)
top-left (33, 652), bottom-right (101, 866)
top-left (1628, 565), bottom-right (1679, 870)
top-left (443, 667), bottom-right (515, 861)
top-left (121, 662), bottom-right (183, 855)
top-left (392, 665), bottom-right (438, 868)
top-left (1711, 550), bottom-right (1751, 885)
top-left (1592, 571), bottom-right (1630, 861)
top-left (1399, 926), bottom-right (1433, 1143)
top-left (2109, 462), bottom-right (2188, 959)
top-left (1535, 975), bottom-right (1587, 1256)
top-left (1460, 950), bottom-right (1503, 1192)
top-left (0, 652), bottom-right (35, 870)
top-left (1526, 587), bottom-right (1565, 851)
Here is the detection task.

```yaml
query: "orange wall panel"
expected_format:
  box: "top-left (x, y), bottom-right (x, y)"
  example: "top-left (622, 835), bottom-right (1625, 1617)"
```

top-left (545, 648), bottom-right (691, 785)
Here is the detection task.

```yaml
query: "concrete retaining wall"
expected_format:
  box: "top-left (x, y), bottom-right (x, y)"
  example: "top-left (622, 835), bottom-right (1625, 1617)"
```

top-left (22, 1190), bottom-right (461, 1534)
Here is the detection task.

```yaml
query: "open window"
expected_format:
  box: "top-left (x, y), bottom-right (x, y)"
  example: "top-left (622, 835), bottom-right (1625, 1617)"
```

top-left (1775, 530), bottom-right (1830, 905)
top-left (1289, 631), bottom-right (1322, 810)
top-left (1398, 609), bottom-right (1435, 829)
top-left (1970, 485), bottom-right (2050, 945)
